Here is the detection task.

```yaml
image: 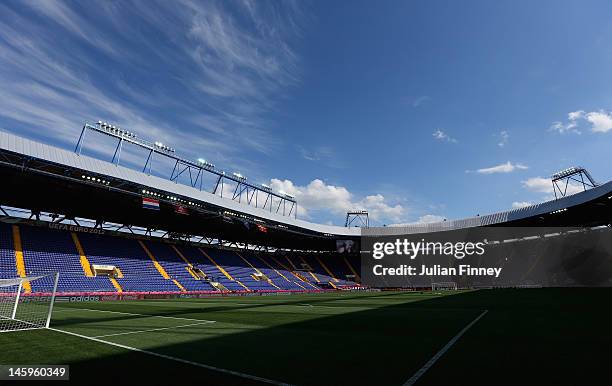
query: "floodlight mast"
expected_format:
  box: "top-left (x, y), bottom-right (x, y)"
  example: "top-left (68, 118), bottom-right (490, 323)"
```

top-left (74, 121), bottom-right (297, 218)
top-left (551, 166), bottom-right (598, 199)
top-left (345, 210), bottom-right (369, 227)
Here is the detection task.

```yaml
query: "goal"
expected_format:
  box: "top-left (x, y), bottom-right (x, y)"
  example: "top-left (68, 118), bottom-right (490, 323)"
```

top-left (0, 273), bottom-right (59, 332)
top-left (431, 282), bottom-right (457, 291)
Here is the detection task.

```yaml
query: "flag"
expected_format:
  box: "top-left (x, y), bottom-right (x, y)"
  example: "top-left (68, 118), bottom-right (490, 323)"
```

top-left (174, 205), bottom-right (189, 215)
top-left (142, 197), bottom-right (160, 210)
top-left (256, 224), bottom-right (267, 233)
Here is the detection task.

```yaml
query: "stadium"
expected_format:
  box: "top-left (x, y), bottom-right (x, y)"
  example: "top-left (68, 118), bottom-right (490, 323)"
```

top-left (1, 121), bottom-right (612, 385)
top-left (3, 2), bottom-right (612, 385)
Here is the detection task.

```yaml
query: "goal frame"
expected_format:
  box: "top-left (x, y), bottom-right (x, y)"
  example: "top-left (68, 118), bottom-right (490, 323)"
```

top-left (0, 272), bottom-right (59, 333)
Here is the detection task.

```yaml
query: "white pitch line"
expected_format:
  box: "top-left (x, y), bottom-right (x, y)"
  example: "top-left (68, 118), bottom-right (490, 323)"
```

top-left (140, 300), bottom-right (363, 309)
top-left (54, 307), bottom-right (215, 323)
top-left (403, 310), bottom-right (488, 386)
top-left (92, 321), bottom-right (215, 338)
top-left (48, 327), bottom-right (293, 386)
top-left (140, 300), bottom-right (268, 306)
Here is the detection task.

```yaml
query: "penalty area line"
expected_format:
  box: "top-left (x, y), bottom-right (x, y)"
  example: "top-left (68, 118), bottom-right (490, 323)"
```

top-left (48, 327), bottom-right (293, 386)
top-left (92, 321), bottom-right (215, 338)
top-left (54, 307), bottom-right (215, 323)
top-left (403, 309), bottom-right (488, 386)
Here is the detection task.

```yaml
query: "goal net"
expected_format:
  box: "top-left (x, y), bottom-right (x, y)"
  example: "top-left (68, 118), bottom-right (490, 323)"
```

top-left (0, 273), bottom-right (59, 332)
top-left (431, 282), bottom-right (457, 291)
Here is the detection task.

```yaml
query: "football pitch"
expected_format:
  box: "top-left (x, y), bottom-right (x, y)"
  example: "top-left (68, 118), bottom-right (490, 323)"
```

top-left (1, 289), bottom-right (609, 385)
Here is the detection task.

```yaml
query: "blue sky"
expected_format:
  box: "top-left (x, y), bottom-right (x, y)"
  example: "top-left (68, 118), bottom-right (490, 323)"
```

top-left (1, 0), bottom-right (612, 226)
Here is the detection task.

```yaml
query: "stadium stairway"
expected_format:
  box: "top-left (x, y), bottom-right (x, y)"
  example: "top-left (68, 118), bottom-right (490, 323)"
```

top-left (109, 277), bottom-right (123, 292)
top-left (138, 241), bottom-right (186, 292)
top-left (174, 245), bottom-right (245, 291)
top-left (314, 256), bottom-right (340, 283)
top-left (343, 256), bottom-right (361, 283)
top-left (197, 248), bottom-right (250, 291)
top-left (295, 256), bottom-right (322, 283)
top-left (236, 252), bottom-right (281, 289)
top-left (70, 232), bottom-right (94, 277)
top-left (324, 254), bottom-right (358, 284)
top-left (267, 255), bottom-right (318, 290)
top-left (249, 254), bottom-right (306, 290)
top-left (169, 245), bottom-right (205, 281)
top-left (283, 255), bottom-right (323, 287)
top-left (210, 250), bottom-right (278, 291)
top-left (142, 241), bottom-right (215, 292)
top-left (11, 225), bottom-right (31, 293)
top-left (303, 255), bottom-right (353, 287)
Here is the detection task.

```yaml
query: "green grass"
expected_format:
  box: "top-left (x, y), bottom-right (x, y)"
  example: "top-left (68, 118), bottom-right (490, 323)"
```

top-left (0, 289), bottom-right (609, 385)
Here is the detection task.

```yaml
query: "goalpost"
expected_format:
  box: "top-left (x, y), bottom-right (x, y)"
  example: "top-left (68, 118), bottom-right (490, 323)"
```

top-left (0, 273), bottom-right (59, 332)
top-left (431, 282), bottom-right (457, 291)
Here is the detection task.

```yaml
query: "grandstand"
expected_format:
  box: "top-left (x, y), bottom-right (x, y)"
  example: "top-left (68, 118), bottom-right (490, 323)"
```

top-left (0, 222), bottom-right (360, 295)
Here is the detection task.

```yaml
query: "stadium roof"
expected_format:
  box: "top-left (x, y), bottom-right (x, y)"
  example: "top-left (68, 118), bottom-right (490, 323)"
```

top-left (1, 130), bottom-right (611, 241)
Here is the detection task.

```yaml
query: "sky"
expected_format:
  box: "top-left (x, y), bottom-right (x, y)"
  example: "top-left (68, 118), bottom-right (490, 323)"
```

top-left (1, 0), bottom-right (612, 226)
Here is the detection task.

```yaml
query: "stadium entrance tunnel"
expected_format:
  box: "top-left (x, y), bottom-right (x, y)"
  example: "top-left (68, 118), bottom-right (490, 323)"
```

top-left (1, 289), bottom-right (609, 385)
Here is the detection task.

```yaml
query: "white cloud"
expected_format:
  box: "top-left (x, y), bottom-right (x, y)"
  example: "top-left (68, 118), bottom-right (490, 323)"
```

top-left (474, 161), bottom-right (528, 174)
top-left (568, 110), bottom-right (585, 121)
top-left (522, 177), bottom-right (584, 196)
top-left (585, 111), bottom-right (612, 133)
top-left (521, 177), bottom-right (553, 193)
top-left (388, 214), bottom-right (446, 227)
top-left (23, 0), bottom-right (117, 55)
top-left (268, 178), bottom-right (404, 223)
top-left (512, 176), bottom-right (585, 209)
top-left (550, 109), bottom-right (612, 134)
top-left (549, 110), bottom-right (584, 134)
top-left (432, 129), bottom-right (457, 143)
top-left (0, 1), bottom-right (305, 170)
top-left (412, 95), bottom-right (431, 107)
top-left (415, 214), bottom-right (446, 224)
top-left (511, 201), bottom-right (533, 209)
top-left (497, 130), bottom-right (509, 147)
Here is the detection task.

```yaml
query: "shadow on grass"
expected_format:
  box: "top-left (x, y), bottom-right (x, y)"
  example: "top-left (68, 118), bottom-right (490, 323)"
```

top-left (5, 288), bottom-right (611, 386)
